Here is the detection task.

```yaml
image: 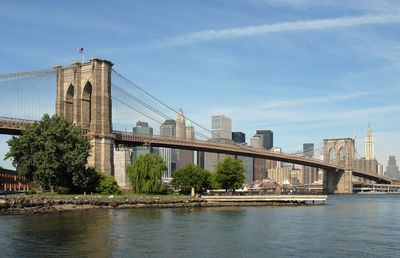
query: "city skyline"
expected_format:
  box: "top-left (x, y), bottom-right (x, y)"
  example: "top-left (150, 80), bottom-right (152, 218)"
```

top-left (1, 0), bottom-right (399, 168)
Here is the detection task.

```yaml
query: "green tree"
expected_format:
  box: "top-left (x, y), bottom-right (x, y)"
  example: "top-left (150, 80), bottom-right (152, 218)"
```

top-left (126, 153), bottom-right (167, 194)
top-left (4, 114), bottom-right (93, 193)
top-left (171, 164), bottom-right (211, 194)
top-left (214, 157), bottom-right (245, 193)
top-left (96, 173), bottom-right (122, 195)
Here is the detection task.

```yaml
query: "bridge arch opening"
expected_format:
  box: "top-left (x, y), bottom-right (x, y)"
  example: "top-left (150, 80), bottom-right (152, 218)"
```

top-left (81, 81), bottom-right (92, 129)
top-left (329, 147), bottom-right (335, 163)
top-left (339, 147), bottom-right (346, 166)
top-left (65, 84), bottom-right (74, 122)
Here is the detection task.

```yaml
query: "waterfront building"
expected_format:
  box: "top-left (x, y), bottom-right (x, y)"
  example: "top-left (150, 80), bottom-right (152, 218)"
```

top-left (290, 168), bottom-right (304, 185)
top-left (114, 148), bottom-right (131, 189)
top-left (268, 167), bottom-right (291, 184)
top-left (385, 156), bottom-right (400, 180)
top-left (211, 114), bottom-right (232, 139)
top-left (256, 130), bottom-right (273, 149)
top-left (232, 131), bottom-right (245, 143)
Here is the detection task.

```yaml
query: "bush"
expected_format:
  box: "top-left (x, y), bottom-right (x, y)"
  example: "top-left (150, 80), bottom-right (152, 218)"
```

top-left (96, 173), bottom-right (121, 195)
top-left (26, 189), bottom-right (36, 195)
top-left (56, 186), bottom-right (70, 194)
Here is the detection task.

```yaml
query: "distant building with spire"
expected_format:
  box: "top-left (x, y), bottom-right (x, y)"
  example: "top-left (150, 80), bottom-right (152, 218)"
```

top-left (176, 108), bottom-right (186, 139)
top-left (355, 124), bottom-right (378, 174)
top-left (175, 108), bottom-right (197, 169)
top-left (365, 123), bottom-right (374, 159)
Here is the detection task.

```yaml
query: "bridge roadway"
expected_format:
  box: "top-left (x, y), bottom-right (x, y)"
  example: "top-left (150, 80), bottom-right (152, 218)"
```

top-left (115, 131), bottom-right (391, 183)
top-left (0, 117), bottom-right (392, 184)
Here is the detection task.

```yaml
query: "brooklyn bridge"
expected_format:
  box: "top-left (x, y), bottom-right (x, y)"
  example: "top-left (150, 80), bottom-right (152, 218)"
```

top-left (0, 58), bottom-right (392, 194)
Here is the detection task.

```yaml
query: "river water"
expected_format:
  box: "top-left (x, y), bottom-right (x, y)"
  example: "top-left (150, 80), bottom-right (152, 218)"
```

top-left (1, 194), bottom-right (400, 257)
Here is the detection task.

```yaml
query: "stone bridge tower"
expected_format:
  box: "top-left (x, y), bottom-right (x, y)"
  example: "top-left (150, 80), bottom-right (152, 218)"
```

top-left (55, 58), bottom-right (114, 175)
top-left (323, 138), bottom-right (355, 194)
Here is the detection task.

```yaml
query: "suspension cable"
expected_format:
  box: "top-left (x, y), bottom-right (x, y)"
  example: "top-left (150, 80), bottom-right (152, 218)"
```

top-left (112, 69), bottom-right (221, 139)
top-left (112, 82), bottom-right (210, 139)
top-left (0, 68), bottom-right (56, 79)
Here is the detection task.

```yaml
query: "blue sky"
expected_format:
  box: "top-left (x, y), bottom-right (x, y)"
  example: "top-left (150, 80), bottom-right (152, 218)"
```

top-left (1, 0), bottom-right (400, 169)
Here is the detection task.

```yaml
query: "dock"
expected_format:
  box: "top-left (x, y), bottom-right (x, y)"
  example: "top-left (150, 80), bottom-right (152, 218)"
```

top-left (201, 195), bottom-right (327, 205)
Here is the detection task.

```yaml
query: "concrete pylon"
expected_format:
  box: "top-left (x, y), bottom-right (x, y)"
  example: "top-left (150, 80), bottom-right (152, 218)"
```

top-left (55, 58), bottom-right (115, 175)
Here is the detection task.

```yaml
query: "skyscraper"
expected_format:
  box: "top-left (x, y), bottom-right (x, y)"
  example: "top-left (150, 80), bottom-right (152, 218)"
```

top-left (160, 119), bottom-right (176, 137)
top-left (302, 143), bottom-right (317, 184)
top-left (303, 143), bottom-right (314, 158)
top-left (211, 114), bottom-right (232, 139)
top-left (159, 119), bottom-right (177, 178)
top-left (386, 156), bottom-right (400, 180)
top-left (132, 121), bottom-right (153, 158)
top-left (250, 135), bottom-right (262, 149)
top-left (365, 124), bottom-right (374, 159)
top-left (256, 130), bottom-right (273, 149)
top-left (232, 131), bottom-right (245, 143)
top-left (176, 108), bottom-right (186, 139)
top-left (176, 108), bottom-right (195, 169)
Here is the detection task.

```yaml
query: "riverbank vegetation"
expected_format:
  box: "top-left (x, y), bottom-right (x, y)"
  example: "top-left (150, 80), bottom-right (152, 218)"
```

top-left (4, 115), bottom-right (246, 197)
top-left (4, 114), bottom-right (120, 195)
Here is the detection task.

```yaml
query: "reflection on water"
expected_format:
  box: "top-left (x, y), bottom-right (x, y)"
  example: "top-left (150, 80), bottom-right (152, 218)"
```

top-left (2, 210), bottom-right (114, 257)
top-left (1, 195), bottom-right (400, 257)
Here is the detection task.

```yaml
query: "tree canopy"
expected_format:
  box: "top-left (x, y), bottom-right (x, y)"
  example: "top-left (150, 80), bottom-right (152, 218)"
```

top-left (214, 156), bottom-right (245, 192)
top-left (171, 164), bottom-right (211, 194)
top-left (4, 114), bottom-right (94, 193)
top-left (126, 153), bottom-right (167, 194)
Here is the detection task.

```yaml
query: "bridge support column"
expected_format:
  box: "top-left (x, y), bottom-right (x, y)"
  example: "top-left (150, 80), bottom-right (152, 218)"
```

top-left (323, 169), bottom-right (353, 194)
top-left (323, 169), bottom-right (336, 194)
top-left (336, 170), bottom-right (353, 194)
top-left (88, 136), bottom-right (115, 176)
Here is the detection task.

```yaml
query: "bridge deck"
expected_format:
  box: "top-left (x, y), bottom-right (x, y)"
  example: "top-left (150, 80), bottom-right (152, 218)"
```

top-left (0, 117), bottom-right (392, 184)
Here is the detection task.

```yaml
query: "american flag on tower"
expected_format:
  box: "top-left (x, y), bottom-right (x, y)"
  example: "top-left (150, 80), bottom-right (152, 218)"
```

top-left (77, 48), bottom-right (84, 53)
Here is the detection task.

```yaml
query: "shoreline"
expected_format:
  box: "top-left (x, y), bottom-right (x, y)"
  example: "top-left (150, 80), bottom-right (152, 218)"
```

top-left (0, 195), bottom-right (323, 216)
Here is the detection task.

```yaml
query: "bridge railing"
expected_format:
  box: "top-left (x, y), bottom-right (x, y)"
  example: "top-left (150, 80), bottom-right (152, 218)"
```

top-left (0, 116), bottom-right (36, 130)
top-left (0, 117), bottom-right (90, 136)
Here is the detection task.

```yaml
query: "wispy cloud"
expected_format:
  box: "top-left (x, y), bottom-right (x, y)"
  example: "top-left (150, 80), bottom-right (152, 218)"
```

top-left (159, 14), bottom-right (400, 47)
top-left (256, 91), bottom-right (373, 109)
